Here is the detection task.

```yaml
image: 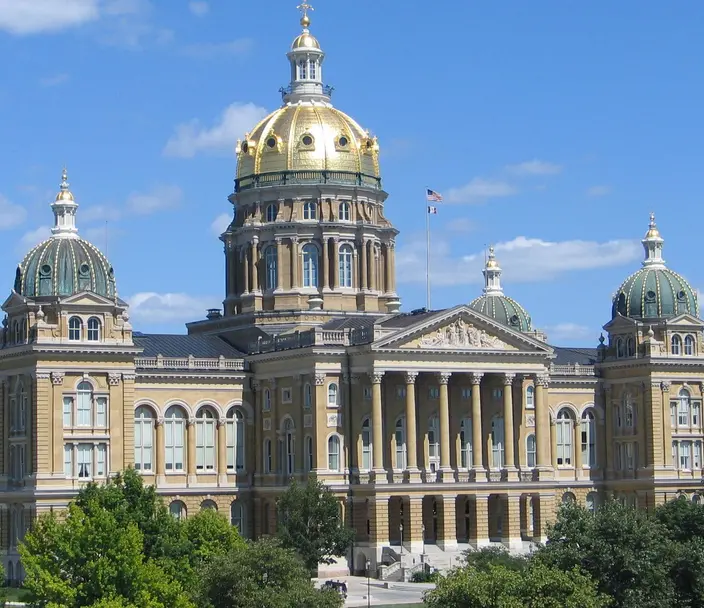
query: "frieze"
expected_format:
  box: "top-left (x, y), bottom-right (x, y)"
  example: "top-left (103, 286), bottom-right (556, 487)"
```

top-left (418, 319), bottom-right (506, 350)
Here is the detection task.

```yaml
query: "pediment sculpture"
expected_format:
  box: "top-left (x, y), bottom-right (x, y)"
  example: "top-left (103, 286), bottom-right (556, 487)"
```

top-left (419, 318), bottom-right (506, 349)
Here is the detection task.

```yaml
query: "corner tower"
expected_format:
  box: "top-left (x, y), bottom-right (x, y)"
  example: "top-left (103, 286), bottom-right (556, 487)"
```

top-left (220, 3), bottom-right (400, 328)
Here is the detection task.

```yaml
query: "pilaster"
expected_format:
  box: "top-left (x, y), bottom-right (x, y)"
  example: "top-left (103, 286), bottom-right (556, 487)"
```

top-left (501, 494), bottom-right (522, 551)
top-left (533, 492), bottom-right (555, 544)
top-left (502, 373), bottom-right (518, 480)
top-left (407, 496), bottom-right (424, 554)
top-left (437, 494), bottom-right (457, 551)
top-left (437, 372), bottom-right (453, 481)
top-left (470, 372), bottom-right (486, 479)
top-left (404, 372), bottom-right (420, 481)
top-left (370, 371), bottom-right (385, 476)
top-left (470, 494), bottom-right (490, 548)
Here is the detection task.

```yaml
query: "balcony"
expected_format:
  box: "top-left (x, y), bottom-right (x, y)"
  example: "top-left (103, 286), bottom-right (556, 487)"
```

top-left (235, 169), bottom-right (382, 193)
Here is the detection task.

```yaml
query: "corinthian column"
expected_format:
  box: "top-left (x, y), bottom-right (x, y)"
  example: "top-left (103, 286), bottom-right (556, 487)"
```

top-left (405, 372), bottom-right (420, 480)
top-left (370, 371), bottom-right (385, 476)
top-left (438, 372), bottom-right (453, 482)
top-left (471, 373), bottom-right (485, 480)
top-left (503, 373), bottom-right (518, 480)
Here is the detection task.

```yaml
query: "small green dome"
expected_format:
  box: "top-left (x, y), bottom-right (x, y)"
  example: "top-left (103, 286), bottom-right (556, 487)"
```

top-left (469, 294), bottom-right (532, 331)
top-left (13, 169), bottom-right (116, 300)
top-left (612, 214), bottom-right (698, 320)
top-left (612, 267), bottom-right (697, 320)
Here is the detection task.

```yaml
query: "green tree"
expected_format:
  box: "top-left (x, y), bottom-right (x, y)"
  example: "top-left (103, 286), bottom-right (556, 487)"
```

top-left (654, 494), bottom-right (704, 542)
top-left (423, 563), bottom-right (608, 608)
top-left (19, 504), bottom-right (192, 608)
top-left (462, 547), bottom-right (528, 572)
top-left (276, 477), bottom-right (354, 573)
top-left (535, 500), bottom-right (675, 608)
top-left (198, 538), bottom-right (343, 608)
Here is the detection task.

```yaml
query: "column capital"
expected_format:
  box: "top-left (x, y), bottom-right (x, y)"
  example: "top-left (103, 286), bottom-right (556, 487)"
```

top-left (470, 372), bottom-right (483, 386)
top-left (535, 374), bottom-right (550, 388)
top-left (275, 236), bottom-right (283, 244)
top-left (50, 372), bottom-right (64, 386)
top-left (251, 380), bottom-right (261, 391)
top-left (404, 372), bottom-right (418, 385)
top-left (108, 372), bottom-right (122, 386)
top-left (661, 381), bottom-right (671, 393)
top-left (155, 417), bottom-right (165, 427)
top-left (502, 373), bottom-right (516, 386)
top-left (368, 371), bottom-right (385, 385)
top-left (436, 372), bottom-right (452, 385)
top-left (314, 373), bottom-right (326, 386)
top-left (187, 418), bottom-right (196, 427)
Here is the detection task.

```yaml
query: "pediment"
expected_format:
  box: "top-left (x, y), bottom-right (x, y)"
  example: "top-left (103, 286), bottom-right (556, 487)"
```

top-left (2, 290), bottom-right (30, 311)
top-left (666, 313), bottom-right (704, 328)
top-left (61, 291), bottom-right (118, 307)
top-left (603, 313), bottom-right (638, 333)
top-left (374, 305), bottom-right (552, 354)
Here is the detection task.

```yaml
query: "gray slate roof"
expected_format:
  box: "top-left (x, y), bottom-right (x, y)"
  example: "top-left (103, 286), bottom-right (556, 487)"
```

top-left (379, 309), bottom-right (444, 329)
top-left (133, 333), bottom-right (244, 359)
top-left (551, 346), bottom-right (598, 365)
top-left (321, 316), bottom-right (378, 331)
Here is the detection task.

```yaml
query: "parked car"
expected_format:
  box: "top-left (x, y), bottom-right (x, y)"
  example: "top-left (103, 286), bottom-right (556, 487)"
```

top-left (322, 580), bottom-right (348, 599)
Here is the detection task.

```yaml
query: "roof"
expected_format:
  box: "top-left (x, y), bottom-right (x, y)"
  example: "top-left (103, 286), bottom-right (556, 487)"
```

top-left (469, 294), bottom-right (532, 332)
top-left (321, 316), bottom-right (378, 331)
top-left (551, 346), bottom-right (598, 366)
top-left (133, 333), bottom-right (244, 359)
top-left (379, 309), bottom-right (444, 329)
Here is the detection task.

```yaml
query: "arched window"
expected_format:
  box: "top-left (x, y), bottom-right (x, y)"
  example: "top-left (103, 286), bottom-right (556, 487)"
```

top-left (626, 336), bottom-right (635, 357)
top-left (263, 439), bottom-right (272, 473)
top-left (526, 434), bottom-right (537, 468)
top-left (302, 244), bottom-right (319, 288)
top-left (678, 389), bottom-right (691, 426)
top-left (196, 409), bottom-right (216, 471)
top-left (230, 502), bottom-right (244, 534)
top-left (525, 386), bottom-right (535, 409)
top-left (284, 418), bottom-right (295, 476)
top-left (672, 334), bottom-right (682, 355)
top-left (303, 201), bottom-right (316, 219)
top-left (428, 416), bottom-right (439, 472)
top-left (68, 316), bottom-right (82, 341)
top-left (201, 499), bottom-right (217, 511)
top-left (328, 435), bottom-right (340, 471)
top-left (339, 244), bottom-right (353, 288)
top-left (395, 417), bottom-right (406, 470)
top-left (644, 290), bottom-right (658, 317)
top-left (694, 494), bottom-right (702, 505)
top-left (616, 338), bottom-right (625, 358)
top-left (556, 409), bottom-right (573, 466)
top-left (264, 246), bottom-right (277, 290)
top-left (77, 381), bottom-right (93, 427)
top-left (303, 383), bottom-right (312, 409)
top-left (581, 410), bottom-right (596, 467)
top-left (266, 203), bottom-right (278, 222)
top-left (361, 418), bottom-right (373, 471)
top-left (562, 492), bottom-right (576, 505)
top-left (164, 406), bottom-right (186, 471)
top-left (170, 501), bottom-right (186, 520)
top-left (491, 415), bottom-right (504, 469)
top-left (339, 201), bottom-right (350, 221)
top-left (87, 317), bottom-right (101, 341)
top-left (460, 418), bottom-right (472, 468)
top-left (328, 383), bottom-right (339, 407)
top-left (586, 492), bottom-right (598, 512)
top-left (263, 389), bottom-right (271, 412)
top-left (685, 335), bottom-right (695, 356)
top-left (134, 406), bottom-right (154, 472)
top-left (305, 435), bottom-right (314, 472)
top-left (226, 409), bottom-right (245, 472)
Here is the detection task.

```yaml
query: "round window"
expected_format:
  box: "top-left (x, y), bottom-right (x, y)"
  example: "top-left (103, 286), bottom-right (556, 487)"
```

top-left (510, 315), bottom-right (520, 326)
top-left (266, 137), bottom-right (277, 149)
top-left (646, 290), bottom-right (656, 300)
top-left (241, 142), bottom-right (249, 154)
top-left (338, 136), bottom-right (349, 147)
top-left (80, 263), bottom-right (90, 274)
top-left (302, 134), bottom-right (313, 146)
top-left (678, 290), bottom-right (687, 301)
top-left (40, 264), bottom-right (51, 275)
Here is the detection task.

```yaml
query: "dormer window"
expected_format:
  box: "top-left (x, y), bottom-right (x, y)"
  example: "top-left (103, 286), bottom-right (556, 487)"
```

top-left (644, 290), bottom-right (658, 318)
top-left (300, 133), bottom-right (315, 148)
top-left (39, 264), bottom-right (52, 296)
top-left (87, 317), bottom-right (101, 342)
top-left (78, 263), bottom-right (91, 291)
top-left (69, 317), bottom-right (82, 341)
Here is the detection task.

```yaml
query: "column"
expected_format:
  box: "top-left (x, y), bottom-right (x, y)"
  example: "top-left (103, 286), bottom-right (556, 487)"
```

top-left (291, 238), bottom-right (300, 289)
top-left (370, 242), bottom-right (377, 291)
top-left (360, 239), bottom-right (368, 290)
top-left (322, 237), bottom-right (330, 289)
top-left (437, 494), bottom-right (458, 551)
top-left (470, 373), bottom-right (485, 476)
top-left (573, 418), bottom-right (583, 476)
top-left (502, 373), bottom-right (517, 477)
top-left (470, 494), bottom-right (490, 548)
top-left (155, 419), bottom-right (165, 480)
top-left (388, 243), bottom-right (396, 292)
top-left (370, 371), bottom-right (385, 475)
top-left (369, 495), bottom-right (390, 567)
top-left (405, 372), bottom-right (420, 479)
top-left (275, 238), bottom-right (284, 290)
top-left (662, 382), bottom-right (673, 467)
top-left (550, 417), bottom-right (558, 469)
top-left (187, 418), bottom-right (197, 484)
top-left (242, 248), bottom-right (249, 293)
top-left (251, 240), bottom-right (259, 292)
top-left (384, 244), bottom-right (393, 293)
top-left (604, 384), bottom-right (614, 475)
top-left (534, 374), bottom-right (550, 471)
top-left (218, 419), bottom-right (228, 485)
top-left (332, 238), bottom-right (340, 289)
top-left (438, 373), bottom-right (453, 480)
top-left (501, 494), bottom-right (522, 551)
top-left (533, 492), bottom-right (555, 544)
top-left (408, 496), bottom-right (424, 554)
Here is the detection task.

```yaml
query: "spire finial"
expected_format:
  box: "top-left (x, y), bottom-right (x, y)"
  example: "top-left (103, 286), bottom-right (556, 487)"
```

top-left (642, 211), bottom-right (664, 267)
top-left (297, 1), bottom-right (313, 29)
top-left (60, 167), bottom-right (69, 192)
top-left (51, 167), bottom-right (78, 237)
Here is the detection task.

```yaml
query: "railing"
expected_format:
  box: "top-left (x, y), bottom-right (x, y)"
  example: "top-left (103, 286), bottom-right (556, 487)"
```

top-left (249, 327), bottom-right (357, 354)
top-left (279, 84), bottom-right (335, 100)
top-left (549, 363), bottom-right (596, 376)
top-left (235, 169), bottom-right (382, 192)
top-left (135, 355), bottom-right (247, 371)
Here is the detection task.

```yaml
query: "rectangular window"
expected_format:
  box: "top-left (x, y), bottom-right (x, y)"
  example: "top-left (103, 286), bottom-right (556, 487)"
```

top-left (363, 387), bottom-right (372, 400)
top-left (96, 444), bottom-right (107, 477)
top-left (428, 387), bottom-right (439, 400)
top-left (695, 442), bottom-right (702, 469)
top-left (281, 388), bottom-right (292, 404)
top-left (460, 419), bottom-right (473, 468)
top-left (461, 388), bottom-right (471, 400)
top-left (77, 444), bottom-right (92, 479)
top-left (680, 441), bottom-right (692, 470)
top-left (64, 445), bottom-right (73, 478)
top-left (63, 397), bottom-right (73, 428)
top-left (77, 391), bottom-right (92, 427)
top-left (671, 402), bottom-right (678, 428)
top-left (96, 397), bottom-right (107, 427)
top-left (492, 388), bottom-right (503, 400)
top-left (625, 442), bottom-right (635, 471)
top-left (672, 441), bottom-right (678, 469)
top-left (679, 400), bottom-right (690, 426)
top-left (277, 439), bottom-right (284, 474)
top-left (396, 386), bottom-right (406, 399)
top-left (264, 440), bottom-right (272, 474)
top-left (694, 402), bottom-right (701, 427)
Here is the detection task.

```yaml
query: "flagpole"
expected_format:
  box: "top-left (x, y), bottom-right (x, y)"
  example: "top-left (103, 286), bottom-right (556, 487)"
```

top-left (426, 190), bottom-right (431, 310)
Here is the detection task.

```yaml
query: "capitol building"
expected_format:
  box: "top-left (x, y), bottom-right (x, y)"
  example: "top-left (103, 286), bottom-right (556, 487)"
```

top-left (1, 7), bottom-right (703, 581)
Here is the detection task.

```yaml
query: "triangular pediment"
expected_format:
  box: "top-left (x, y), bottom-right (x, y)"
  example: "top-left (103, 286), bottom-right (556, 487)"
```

top-left (61, 291), bottom-right (118, 307)
top-left (2, 290), bottom-right (31, 312)
top-left (374, 305), bottom-right (553, 353)
top-left (666, 313), bottom-right (704, 327)
top-left (603, 313), bottom-right (638, 333)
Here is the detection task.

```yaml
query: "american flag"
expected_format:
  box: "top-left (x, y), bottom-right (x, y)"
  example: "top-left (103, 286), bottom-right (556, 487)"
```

top-left (427, 206), bottom-right (438, 214)
top-left (426, 188), bottom-right (443, 202)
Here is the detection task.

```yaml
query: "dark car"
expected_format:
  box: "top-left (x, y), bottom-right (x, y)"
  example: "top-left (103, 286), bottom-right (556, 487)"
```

top-left (322, 580), bottom-right (348, 599)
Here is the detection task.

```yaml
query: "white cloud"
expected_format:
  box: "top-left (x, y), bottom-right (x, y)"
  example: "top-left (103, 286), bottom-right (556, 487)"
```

top-left (587, 185), bottom-right (611, 197)
top-left (126, 292), bottom-right (217, 324)
top-left (182, 38), bottom-right (253, 58)
top-left (189, 1), bottom-right (209, 16)
top-left (125, 185), bottom-right (183, 215)
top-left (506, 159), bottom-right (562, 176)
top-left (0, 0), bottom-right (99, 35)
top-left (446, 178), bottom-right (517, 204)
top-left (80, 204), bottom-right (123, 223)
top-left (396, 235), bottom-right (641, 286)
top-left (0, 194), bottom-right (27, 229)
top-left (18, 225), bottom-right (51, 254)
top-left (163, 102), bottom-right (269, 158)
top-left (544, 322), bottom-right (595, 343)
top-left (39, 73), bottom-right (70, 87)
top-left (211, 212), bottom-right (231, 237)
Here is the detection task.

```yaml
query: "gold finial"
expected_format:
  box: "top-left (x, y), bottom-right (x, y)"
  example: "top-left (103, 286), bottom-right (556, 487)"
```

top-left (297, 1), bottom-right (313, 28)
top-left (645, 211), bottom-right (661, 239)
top-left (55, 166), bottom-right (74, 201)
top-left (486, 245), bottom-right (499, 269)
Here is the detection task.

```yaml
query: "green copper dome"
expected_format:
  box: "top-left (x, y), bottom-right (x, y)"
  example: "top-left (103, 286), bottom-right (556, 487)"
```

top-left (469, 246), bottom-right (532, 332)
top-left (612, 214), bottom-right (698, 320)
top-left (13, 170), bottom-right (116, 300)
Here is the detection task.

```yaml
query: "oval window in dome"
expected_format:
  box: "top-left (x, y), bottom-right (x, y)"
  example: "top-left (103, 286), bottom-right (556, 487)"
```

top-left (645, 290), bottom-right (656, 301)
top-left (678, 290), bottom-right (687, 302)
top-left (266, 137), bottom-right (277, 149)
top-left (338, 136), bottom-right (349, 147)
top-left (302, 134), bottom-right (314, 147)
top-left (79, 263), bottom-right (90, 275)
top-left (241, 141), bottom-right (249, 154)
top-left (40, 264), bottom-right (51, 275)
top-left (509, 315), bottom-right (520, 327)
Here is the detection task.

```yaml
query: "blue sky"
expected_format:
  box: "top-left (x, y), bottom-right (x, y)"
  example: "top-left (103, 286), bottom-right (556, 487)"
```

top-left (1, 0), bottom-right (703, 346)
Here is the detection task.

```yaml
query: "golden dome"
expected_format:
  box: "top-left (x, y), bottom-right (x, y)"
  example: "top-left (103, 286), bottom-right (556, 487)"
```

top-left (55, 168), bottom-right (74, 201)
top-left (485, 245), bottom-right (499, 269)
top-left (292, 31), bottom-right (319, 50)
top-left (236, 104), bottom-right (380, 181)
